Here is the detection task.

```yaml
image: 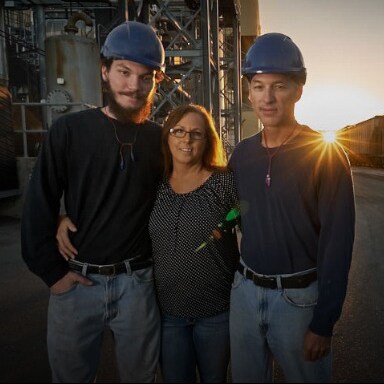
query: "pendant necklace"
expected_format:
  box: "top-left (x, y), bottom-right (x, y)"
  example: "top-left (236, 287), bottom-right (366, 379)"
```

top-left (263, 123), bottom-right (298, 188)
top-left (104, 107), bottom-right (139, 170)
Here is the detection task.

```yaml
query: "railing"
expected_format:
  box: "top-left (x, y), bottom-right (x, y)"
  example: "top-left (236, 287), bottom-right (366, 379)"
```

top-left (12, 102), bottom-right (96, 157)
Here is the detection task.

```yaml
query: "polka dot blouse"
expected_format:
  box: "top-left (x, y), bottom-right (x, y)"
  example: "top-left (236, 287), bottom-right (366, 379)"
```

top-left (149, 170), bottom-right (240, 319)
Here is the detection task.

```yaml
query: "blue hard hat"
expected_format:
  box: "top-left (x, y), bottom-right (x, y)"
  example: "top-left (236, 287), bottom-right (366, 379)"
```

top-left (242, 33), bottom-right (306, 84)
top-left (100, 21), bottom-right (165, 72)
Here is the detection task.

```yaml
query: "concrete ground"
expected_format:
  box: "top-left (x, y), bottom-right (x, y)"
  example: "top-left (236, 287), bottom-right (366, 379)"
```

top-left (1, 166), bottom-right (383, 383)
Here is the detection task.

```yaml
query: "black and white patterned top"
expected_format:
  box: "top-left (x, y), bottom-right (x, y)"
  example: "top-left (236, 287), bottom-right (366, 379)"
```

top-left (149, 170), bottom-right (240, 319)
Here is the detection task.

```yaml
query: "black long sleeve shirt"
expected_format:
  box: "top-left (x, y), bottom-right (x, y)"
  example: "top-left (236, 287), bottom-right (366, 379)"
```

top-left (229, 126), bottom-right (355, 336)
top-left (21, 108), bottom-right (163, 287)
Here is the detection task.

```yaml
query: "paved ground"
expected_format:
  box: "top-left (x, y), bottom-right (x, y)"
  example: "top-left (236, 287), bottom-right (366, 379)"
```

top-left (0, 166), bottom-right (383, 383)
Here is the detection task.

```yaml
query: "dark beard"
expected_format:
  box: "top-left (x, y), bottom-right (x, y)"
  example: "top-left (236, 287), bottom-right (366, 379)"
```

top-left (103, 82), bottom-right (155, 124)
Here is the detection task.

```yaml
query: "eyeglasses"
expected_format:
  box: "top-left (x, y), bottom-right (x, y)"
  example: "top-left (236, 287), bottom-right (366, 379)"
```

top-left (169, 127), bottom-right (206, 140)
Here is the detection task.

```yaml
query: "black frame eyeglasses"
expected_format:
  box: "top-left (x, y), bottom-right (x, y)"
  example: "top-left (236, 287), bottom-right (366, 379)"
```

top-left (169, 127), bottom-right (206, 140)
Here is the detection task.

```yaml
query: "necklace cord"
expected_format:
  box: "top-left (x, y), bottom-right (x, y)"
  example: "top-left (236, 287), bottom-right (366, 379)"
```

top-left (105, 108), bottom-right (139, 170)
top-left (263, 123), bottom-right (298, 187)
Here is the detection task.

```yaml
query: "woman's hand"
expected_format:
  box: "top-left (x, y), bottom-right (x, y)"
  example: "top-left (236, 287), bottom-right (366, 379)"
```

top-left (56, 215), bottom-right (78, 260)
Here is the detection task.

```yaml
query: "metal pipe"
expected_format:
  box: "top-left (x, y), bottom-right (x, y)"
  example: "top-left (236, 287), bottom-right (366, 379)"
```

top-left (0, 7), bottom-right (9, 86)
top-left (64, 11), bottom-right (93, 34)
top-left (20, 104), bottom-right (28, 157)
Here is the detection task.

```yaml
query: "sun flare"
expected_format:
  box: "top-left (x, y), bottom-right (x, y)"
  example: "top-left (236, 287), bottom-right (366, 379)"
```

top-left (322, 130), bottom-right (337, 144)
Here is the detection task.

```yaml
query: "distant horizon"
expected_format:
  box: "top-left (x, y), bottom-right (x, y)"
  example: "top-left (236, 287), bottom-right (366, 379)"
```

top-left (258, 0), bottom-right (384, 132)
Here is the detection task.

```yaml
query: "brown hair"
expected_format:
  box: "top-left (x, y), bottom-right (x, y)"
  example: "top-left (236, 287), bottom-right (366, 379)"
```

top-left (161, 104), bottom-right (227, 177)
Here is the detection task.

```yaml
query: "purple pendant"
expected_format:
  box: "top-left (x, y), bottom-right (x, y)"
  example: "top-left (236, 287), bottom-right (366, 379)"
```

top-left (266, 174), bottom-right (271, 187)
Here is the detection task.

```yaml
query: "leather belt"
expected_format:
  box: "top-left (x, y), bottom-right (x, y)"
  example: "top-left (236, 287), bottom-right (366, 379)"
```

top-left (238, 265), bottom-right (317, 289)
top-left (69, 258), bottom-right (152, 276)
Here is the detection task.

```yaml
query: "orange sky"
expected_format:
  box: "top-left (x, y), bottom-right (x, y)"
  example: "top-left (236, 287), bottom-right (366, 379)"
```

top-left (258, 0), bottom-right (384, 131)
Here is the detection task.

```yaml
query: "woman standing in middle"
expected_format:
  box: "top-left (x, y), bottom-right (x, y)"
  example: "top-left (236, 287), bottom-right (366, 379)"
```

top-left (149, 104), bottom-right (239, 383)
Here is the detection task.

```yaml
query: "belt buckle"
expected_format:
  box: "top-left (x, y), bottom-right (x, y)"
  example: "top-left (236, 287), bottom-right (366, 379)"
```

top-left (98, 264), bottom-right (116, 276)
top-left (263, 276), bottom-right (277, 288)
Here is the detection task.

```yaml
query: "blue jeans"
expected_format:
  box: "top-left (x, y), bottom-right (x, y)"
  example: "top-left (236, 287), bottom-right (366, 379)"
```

top-left (47, 265), bottom-right (160, 383)
top-left (160, 311), bottom-right (230, 383)
top-left (230, 268), bottom-right (332, 383)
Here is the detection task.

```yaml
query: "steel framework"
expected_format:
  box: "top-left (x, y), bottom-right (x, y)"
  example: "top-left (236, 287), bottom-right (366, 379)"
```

top-left (146, 0), bottom-right (241, 153)
top-left (2, 0), bottom-right (242, 155)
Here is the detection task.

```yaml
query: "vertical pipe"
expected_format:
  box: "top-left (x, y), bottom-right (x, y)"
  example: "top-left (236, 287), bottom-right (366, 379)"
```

top-left (0, 7), bottom-right (9, 86)
top-left (0, 8), bottom-right (19, 192)
top-left (201, 0), bottom-right (212, 113)
top-left (21, 104), bottom-right (28, 157)
top-left (34, 6), bottom-right (48, 132)
top-left (124, 0), bottom-right (129, 21)
top-left (233, 14), bottom-right (241, 144)
top-left (34, 6), bottom-right (46, 101)
top-left (240, 0), bottom-right (261, 138)
top-left (211, 0), bottom-right (221, 131)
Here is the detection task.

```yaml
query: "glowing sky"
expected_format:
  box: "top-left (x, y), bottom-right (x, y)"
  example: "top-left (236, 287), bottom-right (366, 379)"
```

top-left (258, 0), bottom-right (384, 131)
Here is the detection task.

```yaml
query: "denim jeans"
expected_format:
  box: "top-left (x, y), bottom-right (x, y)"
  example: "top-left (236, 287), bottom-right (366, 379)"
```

top-left (160, 311), bottom-right (230, 383)
top-left (230, 268), bottom-right (332, 383)
top-left (47, 265), bottom-right (160, 383)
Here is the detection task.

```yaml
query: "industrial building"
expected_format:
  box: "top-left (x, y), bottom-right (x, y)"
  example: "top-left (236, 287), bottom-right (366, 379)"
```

top-left (338, 115), bottom-right (384, 168)
top-left (0, 0), bottom-right (262, 216)
top-left (0, 1), bottom-right (380, 217)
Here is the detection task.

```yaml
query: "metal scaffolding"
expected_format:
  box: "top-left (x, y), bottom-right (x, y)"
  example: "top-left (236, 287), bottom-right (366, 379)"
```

top-left (146, 0), bottom-right (241, 153)
top-left (2, 0), bottom-right (242, 155)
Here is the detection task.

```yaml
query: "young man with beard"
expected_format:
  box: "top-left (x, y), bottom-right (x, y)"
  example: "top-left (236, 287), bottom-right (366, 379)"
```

top-left (21, 21), bottom-right (165, 383)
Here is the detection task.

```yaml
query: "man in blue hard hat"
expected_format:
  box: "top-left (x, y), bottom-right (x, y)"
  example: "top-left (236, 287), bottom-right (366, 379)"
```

top-left (21, 21), bottom-right (165, 382)
top-left (229, 33), bottom-right (355, 382)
